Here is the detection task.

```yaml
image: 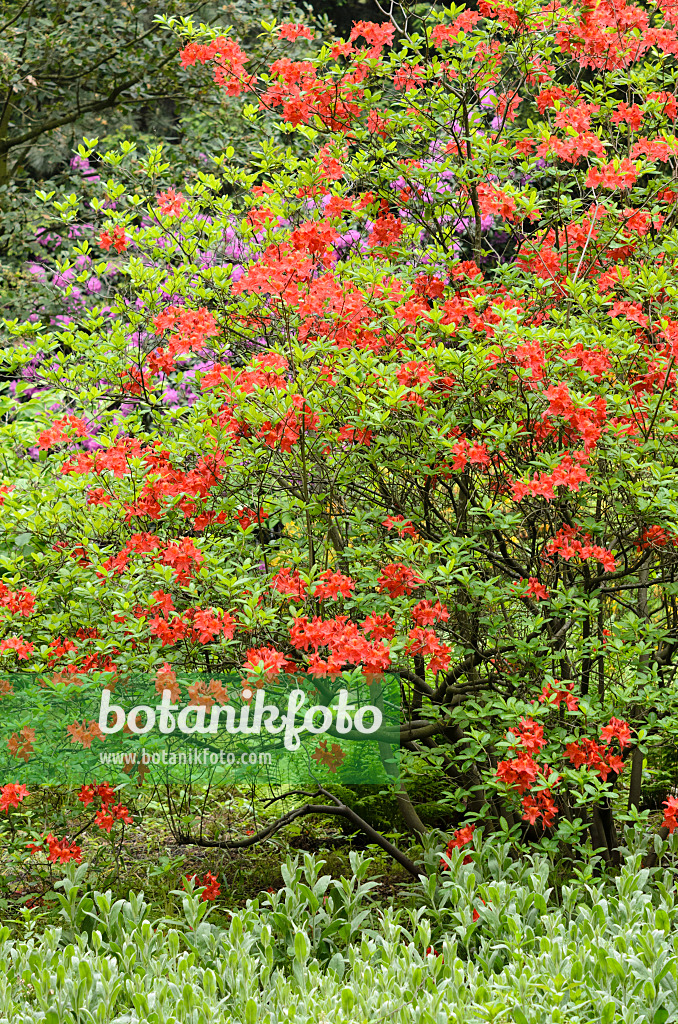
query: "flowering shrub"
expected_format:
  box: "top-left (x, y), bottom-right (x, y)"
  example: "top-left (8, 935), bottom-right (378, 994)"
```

top-left (5, 0), bottom-right (678, 864)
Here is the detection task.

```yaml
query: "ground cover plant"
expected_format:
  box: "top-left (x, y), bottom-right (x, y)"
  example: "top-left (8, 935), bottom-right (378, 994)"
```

top-left (5, 0), bottom-right (678, 984)
top-left (1, 834), bottom-right (678, 1023)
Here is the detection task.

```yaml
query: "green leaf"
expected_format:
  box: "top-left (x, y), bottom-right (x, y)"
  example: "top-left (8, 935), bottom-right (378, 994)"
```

top-left (601, 1001), bottom-right (616, 1024)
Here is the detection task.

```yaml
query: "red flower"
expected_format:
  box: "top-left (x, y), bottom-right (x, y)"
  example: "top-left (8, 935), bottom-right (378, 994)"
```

top-left (511, 717), bottom-right (547, 755)
top-left (278, 23), bottom-right (314, 41)
top-left (270, 568), bottom-right (307, 600)
top-left (586, 158), bottom-right (638, 190)
top-left (662, 795), bottom-right (678, 834)
top-left (599, 717), bottom-right (632, 749)
top-left (382, 515), bottom-right (417, 538)
top-left (362, 613), bottom-right (396, 639)
top-left (521, 790), bottom-right (558, 828)
top-left (30, 833), bottom-right (82, 864)
top-left (0, 783), bottom-right (30, 812)
top-left (538, 680), bottom-right (579, 712)
top-left (496, 752), bottom-right (540, 794)
top-left (185, 871), bottom-right (221, 901)
top-left (156, 188), bottom-right (185, 216)
top-left (78, 785), bottom-right (96, 807)
top-left (377, 563), bottom-right (425, 597)
top-left (440, 824), bottom-right (475, 867)
top-left (99, 225), bottom-right (129, 253)
top-left (95, 810), bottom-right (115, 832)
top-left (0, 636), bottom-right (34, 660)
top-left (234, 507), bottom-right (268, 531)
top-left (112, 803), bottom-right (133, 824)
top-left (524, 577), bottom-right (549, 601)
top-left (96, 782), bottom-right (116, 805)
top-left (349, 20), bottom-right (395, 55)
top-left (313, 570), bottom-right (355, 600)
top-left (243, 646), bottom-right (286, 681)
top-left (411, 600), bottom-right (449, 626)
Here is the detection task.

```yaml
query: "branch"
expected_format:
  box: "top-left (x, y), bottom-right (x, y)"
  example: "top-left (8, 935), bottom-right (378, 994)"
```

top-left (0, 76), bottom-right (145, 154)
top-left (175, 786), bottom-right (422, 878)
top-left (0, 0), bottom-right (33, 34)
top-left (34, 1), bottom-right (211, 85)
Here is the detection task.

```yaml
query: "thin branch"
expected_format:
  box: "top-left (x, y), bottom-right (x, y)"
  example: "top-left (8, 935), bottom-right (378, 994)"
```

top-left (175, 787), bottom-right (422, 878)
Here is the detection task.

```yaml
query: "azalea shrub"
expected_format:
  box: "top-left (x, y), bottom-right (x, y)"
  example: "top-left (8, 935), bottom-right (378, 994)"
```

top-left (4, 0), bottom-right (678, 871)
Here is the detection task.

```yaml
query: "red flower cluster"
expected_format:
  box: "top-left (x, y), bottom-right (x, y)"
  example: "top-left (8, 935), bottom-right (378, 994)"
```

top-left (538, 680), bottom-right (579, 711)
top-left (67, 720), bottom-right (104, 748)
top-left (521, 577), bottom-right (549, 601)
top-left (278, 22), bottom-right (314, 41)
top-left (29, 834), bottom-right (82, 864)
top-left (156, 188), bottom-right (185, 216)
top-left (0, 581), bottom-right (35, 617)
top-left (148, 601), bottom-right (236, 648)
top-left (449, 437), bottom-right (491, 471)
top-left (542, 382), bottom-right (607, 451)
top-left (270, 568), bottom-right (307, 600)
top-left (0, 636), bottom-right (34, 660)
top-left (496, 718), bottom-right (560, 828)
top-left (100, 533), bottom-right (205, 587)
top-left (405, 628), bottom-right (452, 674)
top-left (243, 646), bottom-right (287, 681)
top-left (440, 824), bottom-right (475, 867)
top-left (565, 737), bottom-right (624, 781)
top-left (289, 614), bottom-right (391, 679)
top-left (600, 717), bottom-right (632, 748)
top-left (179, 37), bottom-right (253, 95)
top-left (546, 525), bottom-right (616, 573)
top-left (313, 570), bottom-right (356, 600)
top-left (586, 158), bottom-right (638, 190)
top-left (377, 563), bottom-right (425, 597)
top-left (637, 525), bottom-right (678, 551)
top-left (99, 225), bottom-right (129, 253)
top-left (185, 870), bottom-right (221, 901)
top-left (234, 507), bottom-right (268, 530)
top-left (511, 452), bottom-right (591, 502)
top-left (662, 796), bottom-right (678, 834)
top-left (38, 414), bottom-right (89, 450)
top-left (259, 398), bottom-right (319, 452)
top-left (337, 424), bottom-right (373, 446)
top-left (349, 20), bottom-right (395, 55)
top-left (0, 783), bottom-right (30, 811)
top-left (383, 515), bottom-right (417, 538)
top-left (78, 782), bottom-right (133, 832)
top-left (148, 305), bottom-right (219, 377)
top-left (411, 600), bottom-right (449, 626)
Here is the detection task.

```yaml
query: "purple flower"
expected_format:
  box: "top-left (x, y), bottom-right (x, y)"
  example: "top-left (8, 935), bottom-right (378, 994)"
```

top-left (52, 269), bottom-right (76, 288)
